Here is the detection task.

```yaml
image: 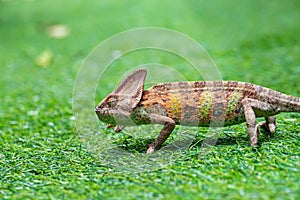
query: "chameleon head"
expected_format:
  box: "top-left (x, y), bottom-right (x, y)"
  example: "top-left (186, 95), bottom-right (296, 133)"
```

top-left (95, 68), bottom-right (147, 126)
top-left (95, 95), bottom-right (117, 125)
top-left (95, 94), bottom-right (134, 126)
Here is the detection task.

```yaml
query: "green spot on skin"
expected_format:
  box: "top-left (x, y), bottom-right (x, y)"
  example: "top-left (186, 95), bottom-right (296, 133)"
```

top-left (199, 91), bottom-right (212, 118)
top-left (170, 94), bottom-right (181, 118)
top-left (226, 91), bottom-right (242, 115)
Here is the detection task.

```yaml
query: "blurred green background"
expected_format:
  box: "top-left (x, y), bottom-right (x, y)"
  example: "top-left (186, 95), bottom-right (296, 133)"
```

top-left (0, 0), bottom-right (299, 199)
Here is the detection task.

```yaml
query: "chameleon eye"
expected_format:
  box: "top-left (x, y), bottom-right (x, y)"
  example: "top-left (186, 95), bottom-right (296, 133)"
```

top-left (96, 103), bottom-right (106, 110)
top-left (107, 96), bottom-right (118, 107)
top-left (108, 100), bottom-right (116, 107)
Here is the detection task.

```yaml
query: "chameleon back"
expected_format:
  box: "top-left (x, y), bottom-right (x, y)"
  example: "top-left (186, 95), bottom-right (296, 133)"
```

top-left (133, 81), bottom-right (252, 127)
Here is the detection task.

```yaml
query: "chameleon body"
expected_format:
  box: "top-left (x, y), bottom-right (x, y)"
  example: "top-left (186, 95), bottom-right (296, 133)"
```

top-left (95, 68), bottom-right (300, 153)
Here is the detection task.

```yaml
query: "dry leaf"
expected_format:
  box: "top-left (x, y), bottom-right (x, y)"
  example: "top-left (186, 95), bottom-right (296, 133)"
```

top-left (47, 24), bottom-right (70, 39)
top-left (35, 50), bottom-right (53, 67)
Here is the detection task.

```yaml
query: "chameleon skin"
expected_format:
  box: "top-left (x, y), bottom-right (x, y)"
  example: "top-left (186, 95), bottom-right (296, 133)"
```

top-left (134, 81), bottom-right (300, 126)
top-left (95, 69), bottom-right (300, 153)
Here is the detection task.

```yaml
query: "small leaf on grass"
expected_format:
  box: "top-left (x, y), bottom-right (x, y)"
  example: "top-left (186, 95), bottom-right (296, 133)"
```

top-left (47, 24), bottom-right (70, 39)
top-left (35, 50), bottom-right (53, 67)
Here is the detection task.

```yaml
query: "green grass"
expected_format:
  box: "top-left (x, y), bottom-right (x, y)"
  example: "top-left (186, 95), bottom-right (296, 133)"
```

top-left (1, 0), bottom-right (300, 199)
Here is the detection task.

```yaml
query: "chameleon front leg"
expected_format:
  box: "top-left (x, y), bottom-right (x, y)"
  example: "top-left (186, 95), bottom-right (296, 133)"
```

top-left (241, 98), bottom-right (276, 147)
top-left (146, 114), bottom-right (175, 154)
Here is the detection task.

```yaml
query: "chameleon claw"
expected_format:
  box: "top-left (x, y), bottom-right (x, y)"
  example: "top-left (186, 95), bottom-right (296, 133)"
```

top-left (146, 146), bottom-right (155, 154)
top-left (257, 120), bottom-right (276, 134)
top-left (106, 124), bottom-right (124, 132)
top-left (114, 125), bottom-right (124, 132)
top-left (106, 124), bottom-right (113, 128)
top-left (267, 123), bottom-right (276, 134)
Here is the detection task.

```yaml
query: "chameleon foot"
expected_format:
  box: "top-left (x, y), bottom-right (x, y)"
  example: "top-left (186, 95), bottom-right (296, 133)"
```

top-left (250, 123), bottom-right (261, 147)
top-left (256, 116), bottom-right (276, 135)
top-left (265, 116), bottom-right (276, 134)
top-left (106, 124), bottom-right (124, 132)
top-left (114, 125), bottom-right (124, 132)
top-left (146, 145), bottom-right (155, 154)
top-left (106, 124), bottom-right (113, 128)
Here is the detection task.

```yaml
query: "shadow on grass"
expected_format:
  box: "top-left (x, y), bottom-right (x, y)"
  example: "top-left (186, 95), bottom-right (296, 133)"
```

top-left (112, 135), bottom-right (152, 153)
top-left (112, 132), bottom-right (273, 153)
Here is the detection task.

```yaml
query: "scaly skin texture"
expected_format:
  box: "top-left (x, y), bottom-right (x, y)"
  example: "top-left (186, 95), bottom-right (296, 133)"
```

top-left (95, 68), bottom-right (300, 153)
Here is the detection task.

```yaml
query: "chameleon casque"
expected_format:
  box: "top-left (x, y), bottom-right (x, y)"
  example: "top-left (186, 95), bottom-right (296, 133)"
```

top-left (95, 68), bottom-right (300, 153)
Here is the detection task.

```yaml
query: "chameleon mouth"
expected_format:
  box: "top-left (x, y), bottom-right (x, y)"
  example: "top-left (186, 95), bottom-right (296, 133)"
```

top-left (95, 107), bottom-right (100, 112)
top-left (95, 108), bottom-right (101, 114)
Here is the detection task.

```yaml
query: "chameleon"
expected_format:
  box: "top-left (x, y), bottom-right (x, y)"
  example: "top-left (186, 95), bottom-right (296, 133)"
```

top-left (95, 68), bottom-right (300, 153)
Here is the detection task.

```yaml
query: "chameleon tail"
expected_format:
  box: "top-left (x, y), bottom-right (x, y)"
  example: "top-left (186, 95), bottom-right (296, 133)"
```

top-left (277, 93), bottom-right (300, 113)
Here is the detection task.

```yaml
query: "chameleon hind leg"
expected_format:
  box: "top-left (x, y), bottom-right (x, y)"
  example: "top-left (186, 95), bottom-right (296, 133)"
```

top-left (241, 99), bottom-right (276, 147)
